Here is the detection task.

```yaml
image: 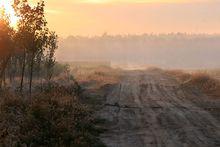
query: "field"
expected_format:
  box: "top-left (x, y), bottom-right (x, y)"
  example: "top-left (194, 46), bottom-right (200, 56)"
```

top-left (1, 61), bottom-right (219, 147)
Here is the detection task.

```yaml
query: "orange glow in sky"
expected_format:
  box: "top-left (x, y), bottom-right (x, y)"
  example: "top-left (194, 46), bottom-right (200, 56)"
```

top-left (41, 0), bottom-right (219, 36)
top-left (84, 0), bottom-right (171, 3)
top-left (0, 0), bottom-right (18, 27)
top-left (1, 0), bottom-right (220, 35)
top-left (78, 0), bottom-right (208, 4)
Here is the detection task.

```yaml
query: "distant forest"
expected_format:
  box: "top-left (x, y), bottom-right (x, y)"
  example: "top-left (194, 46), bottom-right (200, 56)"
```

top-left (57, 34), bottom-right (220, 69)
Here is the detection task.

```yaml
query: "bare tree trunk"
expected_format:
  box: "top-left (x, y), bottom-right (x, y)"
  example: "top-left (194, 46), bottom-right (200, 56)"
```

top-left (0, 56), bottom-right (11, 89)
top-left (0, 74), bottom-right (2, 89)
top-left (20, 51), bottom-right (26, 93)
top-left (29, 53), bottom-right (34, 96)
top-left (3, 72), bottom-right (6, 89)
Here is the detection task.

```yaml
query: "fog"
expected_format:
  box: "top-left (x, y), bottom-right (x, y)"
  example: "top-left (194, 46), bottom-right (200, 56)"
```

top-left (56, 34), bottom-right (220, 69)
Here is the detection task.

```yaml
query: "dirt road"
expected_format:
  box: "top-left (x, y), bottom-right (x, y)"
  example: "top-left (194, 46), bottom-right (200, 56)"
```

top-left (97, 69), bottom-right (220, 147)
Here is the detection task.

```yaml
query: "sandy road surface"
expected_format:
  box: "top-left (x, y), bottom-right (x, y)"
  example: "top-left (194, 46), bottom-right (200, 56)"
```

top-left (98, 69), bottom-right (220, 147)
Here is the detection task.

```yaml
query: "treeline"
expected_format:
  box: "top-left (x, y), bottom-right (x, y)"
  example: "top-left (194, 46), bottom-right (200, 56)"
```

top-left (63, 33), bottom-right (220, 42)
top-left (58, 33), bottom-right (220, 69)
top-left (0, 0), bottom-right (58, 94)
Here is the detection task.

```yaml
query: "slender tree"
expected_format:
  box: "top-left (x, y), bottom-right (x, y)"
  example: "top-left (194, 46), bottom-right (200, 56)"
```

top-left (14, 0), bottom-right (51, 95)
top-left (0, 12), bottom-right (14, 88)
top-left (13, 0), bottom-right (32, 92)
top-left (45, 31), bottom-right (58, 81)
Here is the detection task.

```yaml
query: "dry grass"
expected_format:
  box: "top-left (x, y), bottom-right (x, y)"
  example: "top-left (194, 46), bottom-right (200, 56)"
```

top-left (166, 70), bottom-right (192, 83)
top-left (0, 83), bottom-right (106, 147)
top-left (72, 66), bottom-right (122, 89)
top-left (188, 73), bottom-right (220, 98)
top-left (167, 70), bottom-right (220, 99)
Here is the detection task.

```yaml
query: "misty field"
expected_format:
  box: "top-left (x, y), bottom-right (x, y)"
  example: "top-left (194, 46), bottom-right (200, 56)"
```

top-left (1, 0), bottom-right (220, 147)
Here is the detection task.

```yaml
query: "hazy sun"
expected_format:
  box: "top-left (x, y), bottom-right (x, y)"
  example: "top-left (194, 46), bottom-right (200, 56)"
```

top-left (0, 0), bottom-right (18, 27)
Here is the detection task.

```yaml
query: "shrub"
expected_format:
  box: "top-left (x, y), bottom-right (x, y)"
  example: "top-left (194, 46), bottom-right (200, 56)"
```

top-left (188, 73), bottom-right (220, 98)
top-left (0, 88), bottom-right (105, 146)
top-left (37, 81), bottom-right (82, 98)
top-left (167, 70), bottom-right (220, 99)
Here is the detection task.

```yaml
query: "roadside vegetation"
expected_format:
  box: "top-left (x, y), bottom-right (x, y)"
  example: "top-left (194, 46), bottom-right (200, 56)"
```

top-left (167, 70), bottom-right (220, 99)
top-left (0, 0), bottom-right (106, 146)
top-left (0, 83), bottom-right (105, 147)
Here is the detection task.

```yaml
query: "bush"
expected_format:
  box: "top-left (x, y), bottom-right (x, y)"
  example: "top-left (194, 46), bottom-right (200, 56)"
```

top-left (167, 70), bottom-right (220, 99)
top-left (37, 81), bottom-right (82, 98)
top-left (187, 73), bottom-right (220, 98)
top-left (0, 88), bottom-right (105, 146)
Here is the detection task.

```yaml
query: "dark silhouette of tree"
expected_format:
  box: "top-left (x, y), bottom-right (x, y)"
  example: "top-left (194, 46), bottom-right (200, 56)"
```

top-left (13, 0), bottom-right (57, 95)
top-left (0, 12), bottom-right (14, 89)
top-left (45, 31), bottom-right (58, 81)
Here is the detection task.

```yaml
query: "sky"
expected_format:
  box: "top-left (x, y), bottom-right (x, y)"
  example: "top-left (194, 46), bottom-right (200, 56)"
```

top-left (30, 0), bottom-right (220, 37)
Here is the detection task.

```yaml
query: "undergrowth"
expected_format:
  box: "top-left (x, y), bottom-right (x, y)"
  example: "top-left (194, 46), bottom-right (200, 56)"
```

top-left (0, 82), bottom-right (106, 147)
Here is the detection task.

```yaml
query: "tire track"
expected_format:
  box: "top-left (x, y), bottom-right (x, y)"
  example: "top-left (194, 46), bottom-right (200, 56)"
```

top-left (98, 70), bottom-right (220, 147)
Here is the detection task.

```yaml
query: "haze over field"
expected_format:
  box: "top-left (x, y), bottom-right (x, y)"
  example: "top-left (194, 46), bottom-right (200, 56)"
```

top-left (28, 0), bottom-right (219, 69)
top-left (57, 34), bottom-right (220, 69)
top-left (1, 1), bottom-right (220, 147)
top-left (2, 0), bottom-right (216, 69)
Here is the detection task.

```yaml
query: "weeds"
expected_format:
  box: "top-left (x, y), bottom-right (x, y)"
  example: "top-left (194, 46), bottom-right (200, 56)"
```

top-left (0, 84), bottom-right (106, 147)
top-left (167, 70), bottom-right (220, 99)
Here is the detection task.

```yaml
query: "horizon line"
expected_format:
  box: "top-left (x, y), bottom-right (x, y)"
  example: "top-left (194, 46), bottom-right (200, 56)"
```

top-left (60, 33), bottom-right (220, 39)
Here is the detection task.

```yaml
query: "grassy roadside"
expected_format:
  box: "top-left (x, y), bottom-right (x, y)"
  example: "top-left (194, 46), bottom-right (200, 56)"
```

top-left (167, 69), bottom-right (220, 121)
top-left (0, 81), bottom-right (106, 147)
top-left (167, 70), bottom-right (220, 99)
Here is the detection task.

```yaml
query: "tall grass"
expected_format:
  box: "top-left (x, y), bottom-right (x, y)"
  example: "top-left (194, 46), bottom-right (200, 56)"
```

top-left (167, 70), bottom-right (220, 99)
